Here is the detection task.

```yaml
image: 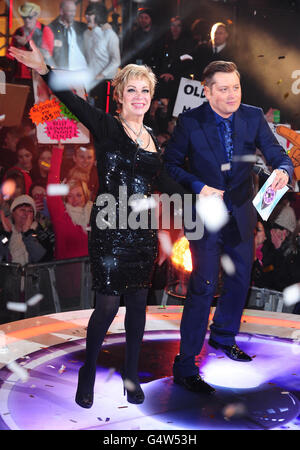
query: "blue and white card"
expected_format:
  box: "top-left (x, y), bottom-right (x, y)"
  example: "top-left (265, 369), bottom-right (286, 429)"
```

top-left (252, 171), bottom-right (288, 221)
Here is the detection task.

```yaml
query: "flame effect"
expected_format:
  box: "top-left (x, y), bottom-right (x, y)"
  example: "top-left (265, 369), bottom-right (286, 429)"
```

top-left (171, 236), bottom-right (192, 272)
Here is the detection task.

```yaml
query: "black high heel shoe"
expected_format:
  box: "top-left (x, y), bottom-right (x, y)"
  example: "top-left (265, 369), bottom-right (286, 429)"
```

top-left (75, 366), bottom-right (94, 409)
top-left (122, 376), bottom-right (145, 404)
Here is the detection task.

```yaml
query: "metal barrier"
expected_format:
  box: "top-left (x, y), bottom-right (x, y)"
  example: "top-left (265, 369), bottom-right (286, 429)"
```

top-left (0, 257), bottom-right (94, 324)
top-left (160, 260), bottom-right (296, 314)
top-left (246, 285), bottom-right (295, 314)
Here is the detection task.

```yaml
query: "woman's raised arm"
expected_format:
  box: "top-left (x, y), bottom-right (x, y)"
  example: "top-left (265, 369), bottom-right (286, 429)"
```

top-left (8, 40), bottom-right (107, 138)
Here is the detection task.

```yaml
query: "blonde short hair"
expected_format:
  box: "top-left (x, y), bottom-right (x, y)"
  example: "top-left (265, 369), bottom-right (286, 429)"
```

top-left (67, 178), bottom-right (90, 204)
top-left (112, 64), bottom-right (157, 108)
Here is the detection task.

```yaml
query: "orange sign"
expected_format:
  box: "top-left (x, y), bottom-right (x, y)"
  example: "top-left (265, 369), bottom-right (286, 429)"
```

top-left (29, 99), bottom-right (62, 125)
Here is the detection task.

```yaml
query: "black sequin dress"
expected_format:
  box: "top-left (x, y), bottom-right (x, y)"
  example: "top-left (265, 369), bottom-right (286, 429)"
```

top-left (42, 70), bottom-right (181, 295)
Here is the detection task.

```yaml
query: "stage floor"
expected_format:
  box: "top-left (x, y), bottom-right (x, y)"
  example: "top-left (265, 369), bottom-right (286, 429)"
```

top-left (0, 306), bottom-right (300, 431)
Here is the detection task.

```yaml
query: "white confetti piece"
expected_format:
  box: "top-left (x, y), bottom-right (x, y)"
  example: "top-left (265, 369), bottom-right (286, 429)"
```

top-left (221, 163), bottom-right (231, 172)
top-left (223, 402), bottom-right (247, 419)
top-left (58, 364), bottom-right (66, 374)
top-left (105, 367), bottom-right (116, 383)
top-left (158, 230), bottom-right (173, 256)
top-left (7, 361), bottom-right (29, 382)
top-left (123, 378), bottom-right (136, 392)
top-left (26, 294), bottom-right (43, 307)
top-left (220, 254), bottom-right (236, 276)
top-left (0, 114), bottom-right (5, 120)
top-left (1, 237), bottom-right (8, 244)
top-left (232, 154), bottom-right (257, 163)
top-left (283, 283), bottom-right (300, 306)
top-left (196, 194), bottom-right (229, 232)
top-left (129, 196), bottom-right (156, 213)
top-left (6, 302), bottom-right (27, 312)
top-left (49, 68), bottom-right (93, 91)
top-left (47, 183), bottom-right (70, 196)
top-left (0, 331), bottom-right (8, 354)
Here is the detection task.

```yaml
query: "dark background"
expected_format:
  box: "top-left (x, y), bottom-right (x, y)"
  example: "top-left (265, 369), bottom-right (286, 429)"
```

top-left (122, 0), bottom-right (300, 128)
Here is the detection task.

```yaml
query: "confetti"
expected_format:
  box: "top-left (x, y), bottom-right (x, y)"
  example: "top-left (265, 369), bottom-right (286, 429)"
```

top-left (49, 68), bottom-right (93, 91)
top-left (223, 402), bottom-right (247, 419)
top-left (6, 302), bottom-right (27, 312)
top-left (221, 163), bottom-right (231, 172)
top-left (0, 331), bottom-right (8, 354)
top-left (123, 378), bottom-right (136, 392)
top-left (105, 367), bottom-right (116, 383)
top-left (196, 194), bottom-right (228, 232)
top-left (47, 183), bottom-right (70, 196)
top-left (283, 283), bottom-right (300, 306)
top-left (27, 294), bottom-right (43, 307)
top-left (232, 154), bottom-right (257, 163)
top-left (129, 196), bottom-right (156, 212)
top-left (58, 364), bottom-right (66, 374)
top-left (220, 254), bottom-right (236, 276)
top-left (158, 230), bottom-right (173, 256)
top-left (7, 360), bottom-right (29, 382)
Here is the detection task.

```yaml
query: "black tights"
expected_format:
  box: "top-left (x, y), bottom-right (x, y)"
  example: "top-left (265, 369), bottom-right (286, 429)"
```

top-left (82, 289), bottom-right (148, 388)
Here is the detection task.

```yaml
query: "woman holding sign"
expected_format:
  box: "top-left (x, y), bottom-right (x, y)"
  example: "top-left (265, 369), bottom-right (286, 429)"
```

top-left (8, 40), bottom-right (188, 407)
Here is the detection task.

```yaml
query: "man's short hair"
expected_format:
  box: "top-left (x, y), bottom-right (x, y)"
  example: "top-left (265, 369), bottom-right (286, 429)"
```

top-left (202, 60), bottom-right (240, 87)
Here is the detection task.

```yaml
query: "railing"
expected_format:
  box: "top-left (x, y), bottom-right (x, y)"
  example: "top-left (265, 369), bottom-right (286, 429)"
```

top-left (0, 257), bottom-right (93, 324)
top-left (0, 258), bottom-right (296, 324)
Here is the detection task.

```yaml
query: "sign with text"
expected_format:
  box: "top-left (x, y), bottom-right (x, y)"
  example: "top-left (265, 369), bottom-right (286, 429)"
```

top-left (32, 70), bottom-right (89, 144)
top-left (173, 77), bottom-right (207, 118)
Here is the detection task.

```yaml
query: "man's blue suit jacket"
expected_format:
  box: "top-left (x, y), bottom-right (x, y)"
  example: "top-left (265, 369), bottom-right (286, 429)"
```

top-left (164, 101), bottom-right (294, 241)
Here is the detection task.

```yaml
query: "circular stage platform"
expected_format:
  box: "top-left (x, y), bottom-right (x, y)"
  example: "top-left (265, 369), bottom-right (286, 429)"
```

top-left (0, 306), bottom-right (299, 431)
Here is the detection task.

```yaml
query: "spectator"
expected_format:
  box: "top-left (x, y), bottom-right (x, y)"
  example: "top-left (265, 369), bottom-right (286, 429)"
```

top-left (15, 137), bottom-right (37, 180)
top-left (83, 2), bottom-right (120, 109)
top-left (193, 22), bottom-right (235, 79)
top-left (6, 2), bottom-right (54, 110)
top-left (252, 202), bottom-right (298, 292)
top-left (29, 181), bottom-right (50, 221)
top-left (29, 182), bottom-right (55, 257)
top-left (191, 18), bottom-right (210, 47)
top-left (0, 194), bottom-right (51, 264)
top-left (49, 0), bottom-right (87, 70)
top-left (66, 144), bottom-right (99, 201)
top-left (156, 16), bottom-right (194, 112)
top-left (31, 147), bottom-right (52, 185)
top-left (0, 127), bottom-right (23, 181)
top-left (47, 146), bottom-right (92, 260)
top-left (122, 7), bottom-right (160, 73)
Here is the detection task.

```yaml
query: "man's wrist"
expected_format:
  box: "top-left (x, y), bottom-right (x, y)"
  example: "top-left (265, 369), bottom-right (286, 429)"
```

top-left (279, 168), bottom-right (289, 178)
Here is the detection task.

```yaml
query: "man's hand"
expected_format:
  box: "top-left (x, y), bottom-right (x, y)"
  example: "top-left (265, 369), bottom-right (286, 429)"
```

top-left (199, 185), bottom-right (224, 198)
top-left (271, 169), bottom-right (289, 191)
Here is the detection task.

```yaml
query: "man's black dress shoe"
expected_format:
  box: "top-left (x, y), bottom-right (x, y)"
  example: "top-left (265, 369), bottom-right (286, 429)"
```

top-left (208, 338), bottom-right (252, 362)
top-left (173, 374), bottom-right (216, 394)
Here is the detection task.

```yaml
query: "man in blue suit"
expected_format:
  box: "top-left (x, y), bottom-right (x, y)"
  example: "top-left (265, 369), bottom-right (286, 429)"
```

top-left (164, 61), bottom-right (294, 394)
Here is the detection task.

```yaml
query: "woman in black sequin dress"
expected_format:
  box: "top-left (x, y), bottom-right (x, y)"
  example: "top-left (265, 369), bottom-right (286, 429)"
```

top-left (9, 40), bottom-right (185, 407)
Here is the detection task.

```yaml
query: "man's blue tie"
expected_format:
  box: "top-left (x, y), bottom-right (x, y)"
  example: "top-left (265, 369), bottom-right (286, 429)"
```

top-left (220, 119), bottom-right (234, 162)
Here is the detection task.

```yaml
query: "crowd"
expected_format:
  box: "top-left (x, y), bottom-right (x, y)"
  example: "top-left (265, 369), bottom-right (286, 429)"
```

top-left (0, 1), bottom-right (299, 312)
